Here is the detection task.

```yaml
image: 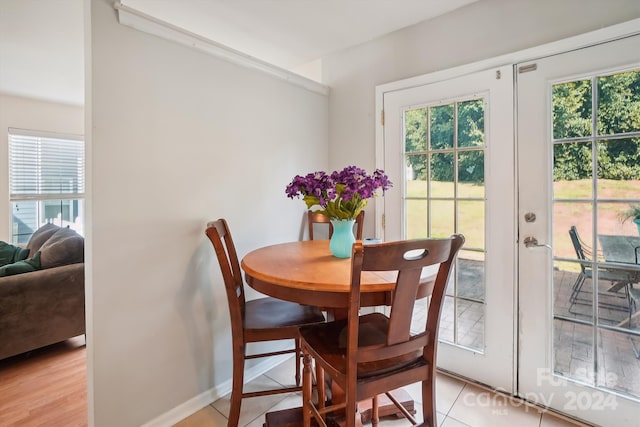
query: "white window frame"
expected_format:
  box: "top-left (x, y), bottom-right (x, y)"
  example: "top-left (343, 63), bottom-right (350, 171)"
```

top-left (8, 128), bottom-right (85, 243)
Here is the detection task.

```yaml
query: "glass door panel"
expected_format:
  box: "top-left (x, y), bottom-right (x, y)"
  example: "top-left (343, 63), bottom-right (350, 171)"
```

top-left (383, 65), bottom-right (515, 391)
top-left (551, 68), bottom-right (640, 399)
top-left (518, 33), bottom-right (640, 426)
top-left (405, 99), bottom-right (486, 353)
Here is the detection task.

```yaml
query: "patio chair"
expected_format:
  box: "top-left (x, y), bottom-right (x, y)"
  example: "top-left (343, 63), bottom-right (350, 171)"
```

top-left (568, 226), bottom-right (637, 321)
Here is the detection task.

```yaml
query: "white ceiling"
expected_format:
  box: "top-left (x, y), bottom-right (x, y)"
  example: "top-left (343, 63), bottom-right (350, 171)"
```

top-left (0, 0), bottom-right (85, 105)
top-left (123, 0), bottom-right (477, 69)
top-left (0, 0), bottom-right (477, 106)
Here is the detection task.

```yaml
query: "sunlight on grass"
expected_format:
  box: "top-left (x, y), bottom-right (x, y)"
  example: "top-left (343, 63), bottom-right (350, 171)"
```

top-left (405, 179), bottom-right (638, 263)
top-left (406, 181), bottom-right (485, 249)
top-left (552, 179), bottom-right (639, 269)
top-left (554, 179), bottom-right (640, 200)
top-left (407, 180), bottom-right (485, 198)
top-left (554, 179), bottom-right (592, 199)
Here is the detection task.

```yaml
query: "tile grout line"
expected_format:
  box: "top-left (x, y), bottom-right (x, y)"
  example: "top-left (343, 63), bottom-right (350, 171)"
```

top-left (440, 378), bottom-right (467, 418)
top-left (208, 403), bottom-right (227, 423)
top-left (441, 375), bottom-right (593, 427)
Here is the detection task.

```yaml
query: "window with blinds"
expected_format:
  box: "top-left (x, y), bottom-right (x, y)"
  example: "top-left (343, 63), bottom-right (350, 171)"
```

top-left (8, 129), bottom-right (85, 244)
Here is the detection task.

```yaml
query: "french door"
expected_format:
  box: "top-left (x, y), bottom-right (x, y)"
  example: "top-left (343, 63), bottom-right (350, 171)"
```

top-left (382, 66), bottom-right (516, 392)
top-left (518, 34), bottom-right (640, 426)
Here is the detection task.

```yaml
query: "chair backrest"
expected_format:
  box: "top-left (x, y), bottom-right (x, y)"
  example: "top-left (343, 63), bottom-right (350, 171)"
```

top-left (569, 225), bottom-right (595, 276)
top-left (307, 210), bottom-right (365, 240)
top-left (569, 226), bottom-right (587, 261)
top-left (205, 219), bottom-right (245, 338)
top-left (347, 235), bottom-right (464, 367)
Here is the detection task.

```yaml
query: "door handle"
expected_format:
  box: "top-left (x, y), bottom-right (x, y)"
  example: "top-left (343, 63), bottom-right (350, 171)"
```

top-left (523, 236), bottom-right (551, 249)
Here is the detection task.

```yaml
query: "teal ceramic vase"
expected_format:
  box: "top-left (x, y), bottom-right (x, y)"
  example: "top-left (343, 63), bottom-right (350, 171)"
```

top-left (329, 219), bottom-right (356, 258)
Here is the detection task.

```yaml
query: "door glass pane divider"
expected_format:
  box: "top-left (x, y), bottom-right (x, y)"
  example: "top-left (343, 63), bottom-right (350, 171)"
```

top-left (553, 314), bottom-right (594, 327)
top-left (554, 197), bottom-right (640, 203)
top-left (405, 196), bottom-right (485, 201)
top-left (552, 314), bottom-right (640, 336)
top-left (426, 108), bottom-right (432, 236)
top-left (590, 74), bottom-right (602, 391)
top-left (553, 131), bottom-right (640, 143)
top-left (596, 261), bottom-right (640, 272)
top-left (454, 295), bottom-right (485, 305)
top-left (428, 146), bottom-right (486, 153)
top-left (594, 130), bottom-right (640, 139)
top-left (597, 323), bottom-right (640, 337)
top-left (552, 136), bottom-right (594, 144)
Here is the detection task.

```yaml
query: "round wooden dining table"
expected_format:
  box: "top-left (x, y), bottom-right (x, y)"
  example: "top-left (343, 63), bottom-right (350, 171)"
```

top-left (241, 239), bottom-right (436, 311)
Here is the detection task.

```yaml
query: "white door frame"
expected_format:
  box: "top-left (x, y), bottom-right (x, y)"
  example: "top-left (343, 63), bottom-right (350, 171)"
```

top-left (373, 11), bottom-right (640, 404)
top-left (382, 66), bottom-right (516, 392)
top-left (517, 34), bottom-right (640, 427)
top-left (375, 19), bottom-right (640, 237)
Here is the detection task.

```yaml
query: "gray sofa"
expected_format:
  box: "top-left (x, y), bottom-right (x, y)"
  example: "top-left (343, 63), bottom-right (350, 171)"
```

top-left (0, 223), bottom-right (85, 360)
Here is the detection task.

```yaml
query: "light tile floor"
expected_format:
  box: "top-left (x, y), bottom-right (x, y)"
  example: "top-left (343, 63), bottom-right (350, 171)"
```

top-left (174, 357), bottom-right (589, 427)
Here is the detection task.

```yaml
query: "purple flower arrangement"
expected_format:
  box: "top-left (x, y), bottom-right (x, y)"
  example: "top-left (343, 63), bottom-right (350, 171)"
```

top-left (286, 166), bottom-right (393, 220)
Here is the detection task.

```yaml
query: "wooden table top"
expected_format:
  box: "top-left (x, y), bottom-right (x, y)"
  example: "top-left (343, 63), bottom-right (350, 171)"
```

top-left (241, 240), bottom-right (435, 309)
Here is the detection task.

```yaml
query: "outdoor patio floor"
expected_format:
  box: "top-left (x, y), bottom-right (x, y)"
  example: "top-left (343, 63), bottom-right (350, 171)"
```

top-left (416, 260), bottom-right (640, 400)
top-left (552, 267), bottom-right (640, 397)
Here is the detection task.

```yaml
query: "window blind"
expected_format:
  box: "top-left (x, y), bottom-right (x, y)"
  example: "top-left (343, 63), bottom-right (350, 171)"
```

top-left (8, 129), bottom-right (85, 201)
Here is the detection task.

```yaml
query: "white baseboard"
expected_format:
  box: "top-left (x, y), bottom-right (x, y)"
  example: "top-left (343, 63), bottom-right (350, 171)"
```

top-left (141, 354), bottom-right (292, 427)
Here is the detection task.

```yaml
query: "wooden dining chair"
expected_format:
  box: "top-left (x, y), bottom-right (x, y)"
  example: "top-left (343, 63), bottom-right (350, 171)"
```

top-left (205, 219), bottom-right (326, 427)
top-left (307, 210), bottom-right (365, 240)
top-left (300, 235), bottom-right (464, 427)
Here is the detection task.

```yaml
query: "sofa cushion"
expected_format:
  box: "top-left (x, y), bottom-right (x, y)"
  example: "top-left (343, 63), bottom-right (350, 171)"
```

top-left (0, 252), bottom-right (41, 277)
top-left (39, 228), bottom-right (84, 269)
top-left (26, 223), bottom-right (61, 255)
top-left (0, 242), bottom-right (30, 267)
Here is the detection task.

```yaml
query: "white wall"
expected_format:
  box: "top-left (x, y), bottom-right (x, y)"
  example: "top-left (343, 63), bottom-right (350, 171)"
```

top-left (322, 0), bottom-right (640, 236)
top-left (0, 94), bottom-right (84, 241)
top-left (89, 0), bottom-right (328, 425)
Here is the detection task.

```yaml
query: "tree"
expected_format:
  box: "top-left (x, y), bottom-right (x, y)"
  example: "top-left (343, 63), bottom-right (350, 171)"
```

top-left (404, 108), bottom-right (427, 180)
top-left (404, 100), bottom-right (485, 183)
top-left (552, 71), bottom-right (640, 181)
top-left (457, 100), bottom-right (484, 184)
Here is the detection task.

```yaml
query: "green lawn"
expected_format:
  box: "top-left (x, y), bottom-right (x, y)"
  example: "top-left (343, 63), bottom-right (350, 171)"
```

top-left (553, 179), bottom-right (640, 264)
top-left (404, 179), bottom-right (639, 265)
top-left (406, 180), bottom-right (484, 256)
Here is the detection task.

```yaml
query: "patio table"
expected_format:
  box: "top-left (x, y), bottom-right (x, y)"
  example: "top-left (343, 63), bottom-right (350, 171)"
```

top-left (599, 235), bottom-right (640, 355)
top-left (599, 234), bottom-right (640, 265)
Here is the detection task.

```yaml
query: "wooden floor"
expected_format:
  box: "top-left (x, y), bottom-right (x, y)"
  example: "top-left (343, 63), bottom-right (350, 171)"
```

top-left (0, 336), bottom-right (87, 427)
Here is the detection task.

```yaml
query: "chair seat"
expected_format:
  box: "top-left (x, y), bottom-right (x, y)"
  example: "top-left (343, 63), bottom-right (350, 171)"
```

top-left (245, 297), bottom-right (325, 332)
top-left (300, 312), bottom-right (423, 378)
